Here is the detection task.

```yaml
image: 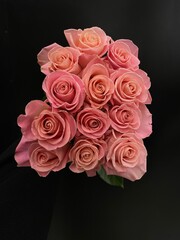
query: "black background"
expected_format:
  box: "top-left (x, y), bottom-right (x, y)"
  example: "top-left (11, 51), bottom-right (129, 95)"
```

top-left (0, 0), bottom-right (180, 239)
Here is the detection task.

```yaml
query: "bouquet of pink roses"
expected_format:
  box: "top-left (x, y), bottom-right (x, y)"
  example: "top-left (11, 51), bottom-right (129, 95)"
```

top-left (15, 27), bottom-right (152, 187)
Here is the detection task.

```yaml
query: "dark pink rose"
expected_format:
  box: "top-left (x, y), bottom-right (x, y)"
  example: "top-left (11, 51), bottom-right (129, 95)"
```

top-left (111, 68), bottom-right (152, 105)
top-left (28, 142), bottom-right (69, 177)
top-left (104, 132), bottom-right (147, 181)
top-left (69, 137), bottom-right (107, 176)
top-left (37, 43), bottom-right (81, 75)
top-left (109, 103), bottom-right (152, 138)
top-left (42, 70), bottom-right (85, 113)
top-left (108, 39), bottom-right (140, 70)
top-left (64, 27), bottom-right (111, 56)
top-left (82, 57), bottom-right (114, 108)
top-left (77, 107), bottom-right (110, 139)
top-left (31, 109), bottom-right (76, 150)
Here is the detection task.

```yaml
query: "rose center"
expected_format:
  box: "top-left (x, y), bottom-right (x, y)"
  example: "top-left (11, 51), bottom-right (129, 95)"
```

top-left (122, 81), bottom-right (137, 96)
top-left (50, 50), bottom-right (73, 70)
top-left (39, 114), bottom-right (62, 137)
top-left (88, 119), bottom-right (99, 128)
top-left (39, 153), bottom-right (47, 162)
top-left (80, 31), bottom-right (100, 47)
top-left (121, 110), bottom-right (133, 122)
top-left (80, 148), bottom-right (94, 162)
top-left (92, 79), bottom-right (106, 94)
top-left (55, 54), bottom-right (67, 63)
top-left (43, 119), bottom-right (52, 130)
top-left (55, 81), bottom-right (70, 95)
top-left (116, 49), bottom-right (130, 63)
top-left (121, 146), bottom-right (136, 163)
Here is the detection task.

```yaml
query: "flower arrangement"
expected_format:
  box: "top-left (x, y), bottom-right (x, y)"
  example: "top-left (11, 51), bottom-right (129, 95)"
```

top-left (15, 27), bottom-right (152, 187)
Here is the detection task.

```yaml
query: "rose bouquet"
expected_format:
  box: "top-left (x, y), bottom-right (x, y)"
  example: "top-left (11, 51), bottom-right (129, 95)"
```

top-left (14, 27), bottom-right (152, 187)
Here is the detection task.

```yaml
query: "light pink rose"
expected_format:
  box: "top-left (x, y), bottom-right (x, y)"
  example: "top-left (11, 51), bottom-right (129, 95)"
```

top-left (109, 103), bottom-right (152, 139)
top-left (64, 27), bottom-right (110, 56)
top-left (82, 57), bottom-right (114, 108)
top-left (111, 68), bottom-right (152, 105)
top-left (104, 132), bottom-right (147, 181)
top-left (37, 43), bottom-right (81, 75)
top-left (42, 70), bottom-right (85, 113)
top-left (28, 142), bottom-right (69, 177)
top-left (69, 137), bottom-right (107, 176)
top-left (77, 107), bottom-right (110, 139)
top-left (108, 39), bottom-right (140, 70)
top-left (31, 109), bottom-right (76, 150)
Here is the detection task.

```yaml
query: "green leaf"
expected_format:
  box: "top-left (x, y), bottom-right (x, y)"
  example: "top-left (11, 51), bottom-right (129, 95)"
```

top-left (97, 167), bottom-right (124, 188)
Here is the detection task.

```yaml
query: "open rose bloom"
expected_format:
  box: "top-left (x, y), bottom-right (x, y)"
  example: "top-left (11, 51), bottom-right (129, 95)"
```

top-left (15, 27), bottom-right (152, 186)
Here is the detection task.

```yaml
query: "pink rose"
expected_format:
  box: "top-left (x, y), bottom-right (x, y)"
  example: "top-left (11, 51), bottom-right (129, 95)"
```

top-left (77, 107), bottom-right (110, 139)
top-left (16, 100), bottom-right (76, 151)
top-left (31, 109), bottom-right (76, 150)
top-left (64, 27), bottom-right (110, 56)
top-left (111, 68), bottom-right (152, 105)
top-left (109, 103), bottom-right (152, 139)
top-left (28, 142), bottom-right (69, 177)
top-left (15, 140), bottom-right (69, 177)
top-left (108, 39), bottom-right (140, 70)
top-left (37, 43), bottom-right (81, 75)
top-left (104, 132), bottom-right (147, 181)
top-left (17, 100), bottom-right (51, 141)
top-left (42, 70), bottom-right (85, 113)
top-left (82, 57), bottom-right (114, 108)
top-left (69, 137), bottom-right (107, 176)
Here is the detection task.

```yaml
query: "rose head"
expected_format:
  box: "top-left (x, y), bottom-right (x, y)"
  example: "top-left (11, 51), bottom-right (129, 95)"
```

top-left (17, 100), bottom-right (51, 141)
top-left (82, 57), bottom-right (114, 108)
top-left (104, 132), bottom-right (147, 181)
top-left (111, 68), bottom-right (151, 105)
top-left (37, 43), bottom-right (81, 75)
top-left (69, 137), bottom-right (107, 176)
top-left (108, 39), bottom-right (140, 70)
top-left (28, 142), bottom-right (69, 177)
top-left (64, 27), bottom-right (110, 56)
top-left (42, 70), bottom-right (85, 113)
top-left (109, 103), bottom-right (152, 139)
top-left (77, 107), bottom-right (110, 139)
top-left (31, 109), bottom-right (76, 150)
